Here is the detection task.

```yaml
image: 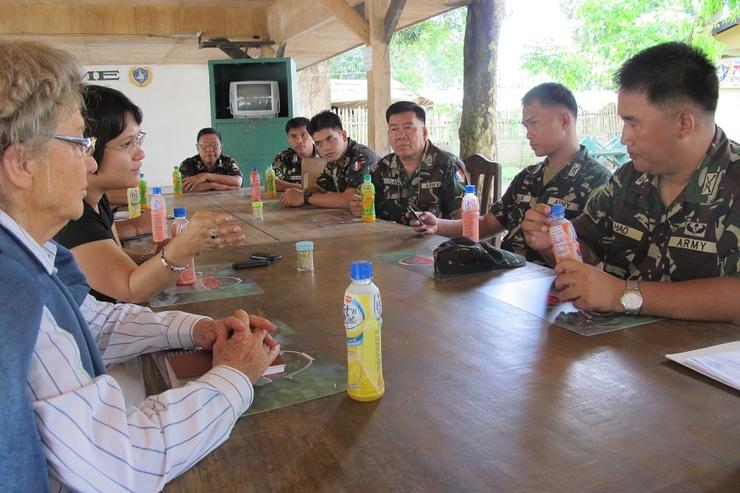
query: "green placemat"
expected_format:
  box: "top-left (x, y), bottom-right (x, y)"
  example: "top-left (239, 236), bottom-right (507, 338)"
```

top-left (247, 321), bottom-right (347, 415)
top-left (149, 263), bottom-right (263, 307)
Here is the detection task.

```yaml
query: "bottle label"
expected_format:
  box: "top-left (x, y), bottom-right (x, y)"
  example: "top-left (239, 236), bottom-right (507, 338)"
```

top-left (550, 222), bottom-right (582, 262)
top-left (344, 290), bottom-right (384, 399)
top-left (127, 188), bottom-right (141, 219)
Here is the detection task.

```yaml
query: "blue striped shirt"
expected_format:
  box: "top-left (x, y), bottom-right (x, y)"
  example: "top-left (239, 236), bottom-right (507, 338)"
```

top-left (1, 211), bottom-right (253, 492)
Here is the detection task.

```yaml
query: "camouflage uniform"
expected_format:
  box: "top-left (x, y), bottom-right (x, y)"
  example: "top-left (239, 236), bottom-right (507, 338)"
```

top-left (315, 139), bottom-right (380, 193)
top-left (179, 154), bottom-right (242, 178)
top-left (370, 141), bottom-right (467, 225)
top-left (574, 127), bottom-right (739, 281)
top-left (490, 145), bottom-right (611, 264)
top-left (271, 145), bottom-right (320, 184)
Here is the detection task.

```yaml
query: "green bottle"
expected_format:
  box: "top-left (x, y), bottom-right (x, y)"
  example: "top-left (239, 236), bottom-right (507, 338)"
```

top-left (172, 166), bottom-right (183, 195)
top-left (138, 173), bottom-right (149, 210)
top-left (360, 175), bottom-right (375, 223)
top-left (265, 164), bottom-right (277, 199)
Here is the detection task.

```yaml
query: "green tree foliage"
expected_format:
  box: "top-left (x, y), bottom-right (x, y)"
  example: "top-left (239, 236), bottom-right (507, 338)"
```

top-left (329, 8), bottom-right (466, 92)
top-left (522, 0), bottom-right (740, 89)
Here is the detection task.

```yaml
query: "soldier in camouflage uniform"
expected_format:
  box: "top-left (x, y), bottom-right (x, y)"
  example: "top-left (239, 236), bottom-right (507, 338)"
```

top-left (523, 42), bottom-right (739, 322)
top-left (179, 127), bottom-right (242, 192)
top-left (417, 83), bottom-right (610, 265)
top-left (271, 117), bottom-right (320, 191)
top-left (350, 101), bottom-right (466, 224)
top-left (280, 111), bottom-right (380, 209)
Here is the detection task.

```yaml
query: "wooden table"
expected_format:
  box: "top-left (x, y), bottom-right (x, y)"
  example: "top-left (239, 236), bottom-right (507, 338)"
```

top-left (165, 190), bottom-right (407, 243)
top-left (146, 227), bottom-right (740, 492)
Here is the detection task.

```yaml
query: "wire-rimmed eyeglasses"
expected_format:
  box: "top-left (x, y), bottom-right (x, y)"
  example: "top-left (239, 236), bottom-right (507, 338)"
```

top-left (106, 131), bottom-right (146, 153)
top-left (53, 135), bottom-right (97, 157)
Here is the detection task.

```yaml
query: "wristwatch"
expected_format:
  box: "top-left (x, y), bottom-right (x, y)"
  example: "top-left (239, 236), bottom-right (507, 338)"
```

top-left (619, 279), bottom-right (643, 315)
top-left (303, 190), bottom-right (313, 205)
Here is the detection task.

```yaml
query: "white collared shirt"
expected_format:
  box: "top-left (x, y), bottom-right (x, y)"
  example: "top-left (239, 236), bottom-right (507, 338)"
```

top-left (0, 211), bottom-right (253, 492)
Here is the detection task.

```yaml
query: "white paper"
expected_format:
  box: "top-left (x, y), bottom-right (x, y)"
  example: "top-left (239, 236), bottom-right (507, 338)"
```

top-left (666, 341), bottom-right (740, 391)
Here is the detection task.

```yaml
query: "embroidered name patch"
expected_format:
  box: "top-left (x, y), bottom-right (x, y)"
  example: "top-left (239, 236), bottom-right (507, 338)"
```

top-left (546, 197), bottom-right (578, 211)
top-left (421, 181), bottom-right (442, 189)
top-left (668, 236), bottom-right (717, 253)
top-left (612, 221), bottom-right (644, 241)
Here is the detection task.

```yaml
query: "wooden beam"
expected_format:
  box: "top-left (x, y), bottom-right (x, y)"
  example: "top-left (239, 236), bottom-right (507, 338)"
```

top-left (0, 3), bottom-right (267, 39)
top-left (366, 0), bottom-right (391, 154)
top-left (320, 0), bottom-right (370, 44)
top-left (384, 0), bottom-right (407, 44)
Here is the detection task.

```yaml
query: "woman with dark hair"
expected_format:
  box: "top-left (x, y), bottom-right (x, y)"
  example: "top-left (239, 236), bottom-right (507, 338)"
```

top-left (55, 84), bottom-right (245, 303)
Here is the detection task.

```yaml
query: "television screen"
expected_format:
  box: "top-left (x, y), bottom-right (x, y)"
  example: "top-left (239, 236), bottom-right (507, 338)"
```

top-left (229, 80), bottom-right (280, 118)
top-left (235, 84), bottom-right (273, 112)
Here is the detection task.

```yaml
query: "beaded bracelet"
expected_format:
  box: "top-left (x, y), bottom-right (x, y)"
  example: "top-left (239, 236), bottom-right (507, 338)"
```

top-left (159, 248), bottom-right (187, 272)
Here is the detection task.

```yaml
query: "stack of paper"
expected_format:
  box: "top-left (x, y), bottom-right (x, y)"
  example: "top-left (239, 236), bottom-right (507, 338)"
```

top-left (666, 341), bottom-right (740, 391)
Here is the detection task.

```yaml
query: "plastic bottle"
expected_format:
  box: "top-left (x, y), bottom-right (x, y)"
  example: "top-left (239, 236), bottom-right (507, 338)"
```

top-left (138, 173), bottom-right (149, 211)
top-left (264, 164), bottom-right (277, 199)
top-left (249, 166), bottom-right (261, 202)
top-left (548, 203), bottom-right (582, 262)
top-left (170, 207), bottom-right (196, 285)
top-left (359, 175), bottom-right (376, 223)
top-left (149, 187), bottom-right (169, 243)
top-left (461, 184), bottom-right (480, 242)
top-left (126, 187), bottom-right (141, 219)
top-left (172, 166), bottom-right (183, 195)
top-left (343, 260), bottom-right (384, 402)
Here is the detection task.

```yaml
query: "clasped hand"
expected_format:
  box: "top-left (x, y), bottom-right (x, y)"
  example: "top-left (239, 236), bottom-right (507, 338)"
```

top-left (193, 309), bottom-right (280, 383)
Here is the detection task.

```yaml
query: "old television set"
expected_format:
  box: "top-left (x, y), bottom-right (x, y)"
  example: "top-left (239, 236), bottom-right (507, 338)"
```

top-left (229, 80), bottom-right (280, 118)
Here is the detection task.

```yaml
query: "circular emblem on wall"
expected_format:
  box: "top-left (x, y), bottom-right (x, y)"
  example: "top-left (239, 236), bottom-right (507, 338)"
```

top-left (128, 66), bottom-right (153, 88)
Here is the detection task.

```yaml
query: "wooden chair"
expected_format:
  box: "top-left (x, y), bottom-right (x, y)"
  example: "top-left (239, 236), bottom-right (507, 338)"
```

top-left (462, 154), bottom-right (502, 215)
top-left (463, 154), bottom-right (503, 247)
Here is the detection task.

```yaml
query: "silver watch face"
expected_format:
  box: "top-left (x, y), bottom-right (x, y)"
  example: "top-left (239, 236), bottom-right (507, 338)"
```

top-left (621, 291), bottom-right (642, 312)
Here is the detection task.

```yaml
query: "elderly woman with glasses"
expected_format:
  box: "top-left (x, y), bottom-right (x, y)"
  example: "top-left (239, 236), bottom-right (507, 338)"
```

top-left (0, 40), bottom-right (279, 492)
top-left (54, 84), bottom-right (245, 303)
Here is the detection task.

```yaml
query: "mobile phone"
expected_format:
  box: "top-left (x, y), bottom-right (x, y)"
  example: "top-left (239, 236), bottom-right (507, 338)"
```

top-left (232, 258), bottom-right (270, 269)
top-left (407, 204), bottom-right (423, 224)
top-left (250, 252), bottom-right (282, 262)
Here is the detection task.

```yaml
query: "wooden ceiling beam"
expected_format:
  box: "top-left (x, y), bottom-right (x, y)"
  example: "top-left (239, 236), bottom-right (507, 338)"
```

top-left (384, 0), bottom-right (406, 43)
top-left (0, 3), bottom-right (267, 39)
top-left (320, 0), bottom-right (370, 44)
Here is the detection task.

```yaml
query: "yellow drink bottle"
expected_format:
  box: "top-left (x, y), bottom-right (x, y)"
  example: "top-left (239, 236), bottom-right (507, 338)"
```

top-left (126, 187), bottom-right (141, 219)
top-left (343, 261), bottom-right (384, 401)
top-left (360, 175), bottom-right (375, 223)
top-left (265, 164), bottom-right (277, 199)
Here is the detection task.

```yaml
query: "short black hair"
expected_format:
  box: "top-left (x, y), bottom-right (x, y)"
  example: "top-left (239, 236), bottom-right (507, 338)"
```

top-left (82, 84), bottom-right (143, 170)
top-left (385, 101), bottom-right (426, 123)
top-left (307, 110), bottom-right (343, 136)
top-left (197, 127), bottom-right (221, 143)
top-left (521, 82), bottom-right (578, 119)
top-left (614, 42), bottom-right (718, 114)
top-left (285, 117), bottom-right (310, 133)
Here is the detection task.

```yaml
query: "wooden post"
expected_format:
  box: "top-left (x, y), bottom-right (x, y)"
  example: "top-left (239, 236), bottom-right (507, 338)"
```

top-left (366, 0), bottom-right (391, 155)
top-left (459, 0), bottom-right (504, 161)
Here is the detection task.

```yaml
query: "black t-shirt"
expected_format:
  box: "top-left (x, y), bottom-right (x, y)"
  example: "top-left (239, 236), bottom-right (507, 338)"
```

top-left (55, 195), bottom-right (116, 302)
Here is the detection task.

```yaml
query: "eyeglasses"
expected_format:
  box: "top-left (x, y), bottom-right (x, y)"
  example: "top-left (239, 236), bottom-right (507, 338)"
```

top-left (53, 135), bottom-right (97, 157)
top-left (197, 143), bottom-right (221, 151)
top-left (106, 131), bottom-right (146, 153)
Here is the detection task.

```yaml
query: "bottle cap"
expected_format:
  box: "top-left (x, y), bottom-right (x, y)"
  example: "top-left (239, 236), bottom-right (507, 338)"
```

top-left (549, 204), bottom-right (565, 218)
top-left (464, 184), bottom-right (476, 194)
top-left (152, 187), bottom-right (162, 194)
top-left (173, 207), bottom-right (187, 218)
top-left (363, 174), bottom-right (371, 181)
top-left (295, 240), bottom-right (314, 252)
top-left (140, 173), bottom-right (144, 178)
top-left (349, 260), bottom-right (373, 280)
top-left (251, 166), bottom-right (258, 172)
